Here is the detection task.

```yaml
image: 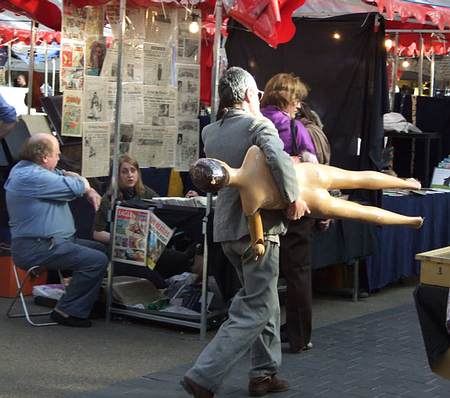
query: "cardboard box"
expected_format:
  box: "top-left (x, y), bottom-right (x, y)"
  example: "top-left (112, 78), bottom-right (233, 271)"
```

top-left (0, 256), bottom-right (47, 298)
top-left (416, 247), bottom-right (450, 288)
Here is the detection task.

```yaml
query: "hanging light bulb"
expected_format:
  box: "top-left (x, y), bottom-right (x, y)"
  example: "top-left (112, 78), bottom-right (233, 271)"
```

top-left (385, 38), bottom-right (393, 50)
top-left (189, 14), bottom-right (200, 34)
top-left (402, 60), bottom-right (410, 68)
top-left (332, 32), bottom-right (341, 40)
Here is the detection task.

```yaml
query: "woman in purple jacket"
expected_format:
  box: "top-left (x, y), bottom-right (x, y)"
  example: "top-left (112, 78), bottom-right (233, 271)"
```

top-left (261, 73), bottom-right (318, 353)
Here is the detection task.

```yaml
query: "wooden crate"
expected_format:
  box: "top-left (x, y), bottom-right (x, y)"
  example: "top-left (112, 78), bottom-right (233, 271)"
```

top-left (416, 247), bottom-right (450, 288)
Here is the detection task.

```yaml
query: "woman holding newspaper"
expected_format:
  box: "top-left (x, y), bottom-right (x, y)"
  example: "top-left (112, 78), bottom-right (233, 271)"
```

top-left (93, 155), bottom-right (201, 289)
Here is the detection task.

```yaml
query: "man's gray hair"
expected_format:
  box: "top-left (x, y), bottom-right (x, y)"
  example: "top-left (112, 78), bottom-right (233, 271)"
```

top-left (218, 67), bottom-right (255, 108)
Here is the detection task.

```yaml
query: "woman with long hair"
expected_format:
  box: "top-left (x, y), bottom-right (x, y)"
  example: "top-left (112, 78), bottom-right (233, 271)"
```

top-left (93, 155), bottom-right (198, 288)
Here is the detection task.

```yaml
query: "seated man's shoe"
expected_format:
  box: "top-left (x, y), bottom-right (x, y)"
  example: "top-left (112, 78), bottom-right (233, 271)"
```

top-left (50, 310), bottom-right (92, 327)
top-left (248, 375), bottom-right (289, 396)
top-left (180, 376), bottom-right (214, 398)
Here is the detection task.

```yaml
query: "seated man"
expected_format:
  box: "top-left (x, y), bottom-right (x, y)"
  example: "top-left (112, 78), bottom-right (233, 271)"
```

top-left (0, 94), bottom-right (17, 139)
top-left (4, 133), bottom-right (108, 327)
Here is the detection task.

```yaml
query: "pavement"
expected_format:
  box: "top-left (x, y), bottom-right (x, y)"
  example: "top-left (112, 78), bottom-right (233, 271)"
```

top-left (1, 277), bottom-right (449, 398)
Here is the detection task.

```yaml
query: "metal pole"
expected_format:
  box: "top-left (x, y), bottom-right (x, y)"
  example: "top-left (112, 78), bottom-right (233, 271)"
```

top-left (391, 33), bottom-right (399, 111)
top-left (44, 43), bottom-right (49, 97)
top-left (7, 44), bottom-right (11, 87)
top-left (200, 193), bottom-right (212, 341)
top-left (27, 20), bottom-right (37, 114)
top-left (430, 53), bottom-right (435, 97)
top-left (210, 0), bottom-right (222, 122)
top-left (418, 35), bottom-right (424, 96)
top-left (51, 57), bottom-right (56, 96)
top-left (106, 0), bottom-right (127, 323)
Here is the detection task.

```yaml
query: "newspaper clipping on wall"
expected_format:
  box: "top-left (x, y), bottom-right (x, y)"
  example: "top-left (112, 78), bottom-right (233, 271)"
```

top-left (62, 0), bottom-right (87, 41)
top-left (60, 39), bottom-right (85, 91)
top-left (131, 124), bottom-right (176, 168)
top-left (147, 212), bottom-right (174, 269)
top-left (82, 122), bottom-right (111, 177)
top-left (175, 118), bottom-right (199, 171)
top-left (86, 36), bottom-right (107, 76)
top-left (144, 86), bottom-right (177, 127)
top-left (177, 10), bottom-right (201, 64)
top-left (62, 91), bottom-right (83, 136)
top-left (146, 7), bottom-right (177, 45)
top-left (112, 206), bottom-right (150, 267)
top-left (143, 43), bottom-right (173, 86)
top-left (177, 63), bottom-right (200, 117)
top-left (121, 83), bottom-right (145, 124)
top-left (84, 76), bottom-right (107, 122)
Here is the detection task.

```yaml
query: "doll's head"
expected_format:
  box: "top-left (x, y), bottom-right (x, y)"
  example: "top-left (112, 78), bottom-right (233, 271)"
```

top-left (189, 158), bottom-right (229, 193)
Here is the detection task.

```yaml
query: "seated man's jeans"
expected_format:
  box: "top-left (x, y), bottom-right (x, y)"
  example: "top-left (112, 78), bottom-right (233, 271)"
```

top-left (11, 237), bottom-right (108, 319)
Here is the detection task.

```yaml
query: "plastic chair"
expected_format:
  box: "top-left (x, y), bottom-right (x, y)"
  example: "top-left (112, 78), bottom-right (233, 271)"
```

top-left (6, 264), bottom-right (58, 327)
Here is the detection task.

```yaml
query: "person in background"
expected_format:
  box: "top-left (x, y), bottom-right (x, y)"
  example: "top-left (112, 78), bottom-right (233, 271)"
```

top-left (0, 94), bottom-right (17, 139)
top-left (182, 66), bottom-right (309, 398)
top-left (4, 133), bottom-right (108, 327)
top-left (261, 73), bottom-right (326, 353)
top-left (13, 74), bottom-right (27, 88)
top-left (93, 155), bottom-right (200, 289)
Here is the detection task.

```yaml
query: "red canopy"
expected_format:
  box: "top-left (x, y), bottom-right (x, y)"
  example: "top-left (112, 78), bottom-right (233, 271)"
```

top-left (0, 0), bottom-right (62, 31)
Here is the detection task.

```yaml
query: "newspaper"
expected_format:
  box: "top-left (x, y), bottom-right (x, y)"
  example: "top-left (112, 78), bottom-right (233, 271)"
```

top-left (146, 7), bottom-right (178, 45)
top-left (175, 118), bottom-right (199, 171)
top-left (112, 206), bottom-right (150, 266)
top-left (85, 6), bottom-right (105, 36)
top-left (143, 43), bottom-right (173, 86)
top-left (82, 122), bottom-right (111, 177)
top-left (62, 90), bottom-right (83, 137)
top-left (144, 85), bottom-right (177, 127)
top-left (86, 36), bottom-right (107, 76)
top-left (177, 63), bottom-right (200, 117)
top-left (131, 124), bottom-right (176, 168)
top-left (60, 39), bottom-right (85, 91)
top-left (84, 76), bottom-right (107, 122)
top-left (147, 212), bottom-right (174, 269)
top-left (123, 43), bottom-right (144, 82)
top-left (62, 0), bottom-right (86, 41)
top-left (177, 9), bottom-right (201, 64)
top-left (61, 40), bottom-right (84, 69)
top-left (125, 7), bottom-right (146, 40)
top-left (117, 123), bottom-right (134, 156)
top-left (121, 83), bottom-right (144, 124)
top-left (61, 67), bottom-right (84, 91)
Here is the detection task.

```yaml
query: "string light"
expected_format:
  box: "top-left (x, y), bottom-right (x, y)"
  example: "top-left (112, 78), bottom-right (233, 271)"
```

top-left (385, 38), bottom-right (393, 50)
top-left (402, 60), bottom-right (410, 68)
top-left (189, 14), bottom-right (200, 34)
top-left (332, 32), bottom-right (341, 40)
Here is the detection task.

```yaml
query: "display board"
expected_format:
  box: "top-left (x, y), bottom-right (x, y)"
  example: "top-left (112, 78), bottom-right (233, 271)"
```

top-left (60, 1), bottom-right (201, 177)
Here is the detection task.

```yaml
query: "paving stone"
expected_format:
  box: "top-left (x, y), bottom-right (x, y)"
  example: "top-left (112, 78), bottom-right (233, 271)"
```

top-left (77, 303), bottom-right (450, 398)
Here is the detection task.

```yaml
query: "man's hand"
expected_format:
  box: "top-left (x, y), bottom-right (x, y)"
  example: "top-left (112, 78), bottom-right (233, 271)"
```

top-left (86, 188), bottom-right (102, 212)
top-left (185, 190), bottom-right (199, 198)
top-left (286, 198), bottom-right (310, 220)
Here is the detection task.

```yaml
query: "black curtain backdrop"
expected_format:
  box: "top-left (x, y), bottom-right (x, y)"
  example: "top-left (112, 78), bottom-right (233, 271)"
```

top-left (225, 13), bottom-right (388, 175)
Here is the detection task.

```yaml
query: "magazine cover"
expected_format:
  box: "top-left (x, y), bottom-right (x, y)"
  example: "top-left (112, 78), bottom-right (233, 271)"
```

top-left (112, 206), bottom-right (150, 266)
top-left (147, 212), bottom-right (174, 269)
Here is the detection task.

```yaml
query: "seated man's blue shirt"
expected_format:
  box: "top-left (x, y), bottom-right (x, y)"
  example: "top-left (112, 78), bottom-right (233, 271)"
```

top-left (0, 94), bottom-right (17, 124)
top-left (4, 161), bottom-right (86, 239)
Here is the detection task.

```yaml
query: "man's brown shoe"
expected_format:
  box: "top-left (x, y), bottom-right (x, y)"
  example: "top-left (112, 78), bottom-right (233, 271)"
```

top-left (181, 376), bottom-right (214, 398)
top-left (248, 375), bottom-right (289, 396)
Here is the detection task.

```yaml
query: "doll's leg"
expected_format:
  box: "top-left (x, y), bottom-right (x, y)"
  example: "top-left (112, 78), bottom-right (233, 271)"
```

top-left (313, 195), bottom-right (423, 228)
top-left (248, 211), bottom-right (265, 257)
top-left (318, 165), bottom-right (421, 191)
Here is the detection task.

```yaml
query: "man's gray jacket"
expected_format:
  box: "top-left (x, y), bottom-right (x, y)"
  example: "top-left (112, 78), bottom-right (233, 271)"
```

top-left (201, 108), bottom-right (299, 243)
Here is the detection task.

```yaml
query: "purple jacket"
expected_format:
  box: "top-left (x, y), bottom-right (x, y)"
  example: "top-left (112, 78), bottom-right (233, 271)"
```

top-left (261, 105), bottom-right (316, 156)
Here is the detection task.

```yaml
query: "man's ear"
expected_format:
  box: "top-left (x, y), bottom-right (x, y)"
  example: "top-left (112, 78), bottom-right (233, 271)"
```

top-left (244, 88), bottom-right (252, 103)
